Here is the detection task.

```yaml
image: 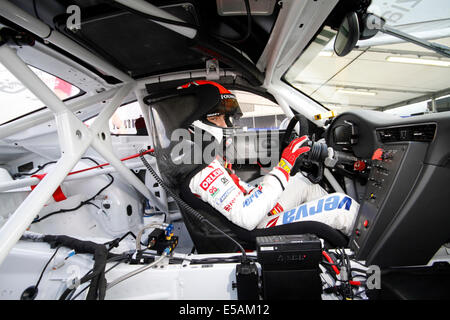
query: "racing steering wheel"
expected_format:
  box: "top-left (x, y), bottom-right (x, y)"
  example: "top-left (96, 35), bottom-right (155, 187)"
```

top-left (280, 114), bottom-right (310, 151)
top-left (281, 114), bottom-right (324, 183)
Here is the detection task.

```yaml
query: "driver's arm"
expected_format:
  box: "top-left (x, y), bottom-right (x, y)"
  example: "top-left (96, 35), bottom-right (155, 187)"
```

top-left (189, 136), bottom-right (310, 230)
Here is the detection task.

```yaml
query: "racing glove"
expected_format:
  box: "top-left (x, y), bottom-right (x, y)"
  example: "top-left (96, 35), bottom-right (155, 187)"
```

top-left (276, 135), bottom-right (310, 181)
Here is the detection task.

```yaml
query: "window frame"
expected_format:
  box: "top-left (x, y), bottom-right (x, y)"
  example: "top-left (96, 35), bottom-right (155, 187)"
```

top-left (0, 65), bottom-right (86, 126)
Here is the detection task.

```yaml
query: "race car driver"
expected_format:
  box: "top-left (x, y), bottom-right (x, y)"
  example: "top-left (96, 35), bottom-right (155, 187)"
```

top-left (185, 81), bottom-right (359, 234)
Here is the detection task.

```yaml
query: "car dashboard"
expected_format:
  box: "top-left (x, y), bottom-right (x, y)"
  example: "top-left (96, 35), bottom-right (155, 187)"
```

top-left (326, 110), bottom-right (450, 267)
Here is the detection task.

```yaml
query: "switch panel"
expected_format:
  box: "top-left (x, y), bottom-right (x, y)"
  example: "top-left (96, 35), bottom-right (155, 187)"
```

top-left (350, 142), bottom-right (427, 259)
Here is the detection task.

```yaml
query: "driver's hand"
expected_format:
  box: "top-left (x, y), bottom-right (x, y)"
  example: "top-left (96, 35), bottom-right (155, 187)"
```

top-left (276, 135), bottom-right (310, 180)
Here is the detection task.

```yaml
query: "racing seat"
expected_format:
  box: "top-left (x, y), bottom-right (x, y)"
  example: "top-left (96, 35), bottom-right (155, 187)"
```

top-left (144, 82), bottom-right (349, 253)
top-left (179, 170), bottom-right (349, 254)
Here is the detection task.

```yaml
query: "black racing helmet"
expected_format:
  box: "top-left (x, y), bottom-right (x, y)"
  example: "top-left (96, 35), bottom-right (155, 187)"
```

top-left (178, 80), bottom-right (243, 127)
top-left (144, 80), bottom-right (240, 187)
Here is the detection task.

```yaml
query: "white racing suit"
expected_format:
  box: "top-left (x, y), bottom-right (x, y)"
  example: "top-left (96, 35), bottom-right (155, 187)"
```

top-left (189, 158), bottom-right (359, 235)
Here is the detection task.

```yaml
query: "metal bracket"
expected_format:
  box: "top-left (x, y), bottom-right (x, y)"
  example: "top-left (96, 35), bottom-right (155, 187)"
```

top-left (206, 59), bottom-right (220, 80)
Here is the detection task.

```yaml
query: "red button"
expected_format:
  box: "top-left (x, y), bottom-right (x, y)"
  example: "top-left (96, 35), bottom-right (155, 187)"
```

top-left (364, 220), bottom-right (369, 228)
top-left (372, 148), bottom-right (384, 161)
top-left (354, 160), bottom-right (366, 172)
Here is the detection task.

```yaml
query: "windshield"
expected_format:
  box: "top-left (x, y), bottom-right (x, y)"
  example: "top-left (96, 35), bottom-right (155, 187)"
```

top-left (284, 0), bottom-right (450, 117)
top-left (0, 64), bottom-right (81, 125)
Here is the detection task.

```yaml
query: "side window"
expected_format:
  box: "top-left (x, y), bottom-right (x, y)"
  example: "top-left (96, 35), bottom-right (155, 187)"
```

top-left (231, 90), bottom-right (286, 129)
top-left (85, 101), bottom-right (147, 135)
top-left (0, 64), bottom-right (82, 125)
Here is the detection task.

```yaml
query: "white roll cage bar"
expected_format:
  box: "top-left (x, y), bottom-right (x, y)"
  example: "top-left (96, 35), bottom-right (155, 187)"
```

top-left (0, 0), bottom-right (193, 265)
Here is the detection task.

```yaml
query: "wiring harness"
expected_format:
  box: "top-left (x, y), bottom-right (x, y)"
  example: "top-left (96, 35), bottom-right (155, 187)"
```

top-left (31, 157), bottom-right (114, 223)
top-left (18, 147), bottom-right (257, 300)
top-left (320, 248), bottom-right (368, 300)
top-left (27, 151), bottom-right (153, 223)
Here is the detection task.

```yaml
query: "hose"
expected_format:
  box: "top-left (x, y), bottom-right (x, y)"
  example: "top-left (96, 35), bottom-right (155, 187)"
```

top-left (106, 252), bottom-right (167, 291)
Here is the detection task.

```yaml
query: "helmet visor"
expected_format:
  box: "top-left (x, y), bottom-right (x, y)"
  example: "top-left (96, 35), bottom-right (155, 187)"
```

top-left (206, 94), bottom-right (243, 121)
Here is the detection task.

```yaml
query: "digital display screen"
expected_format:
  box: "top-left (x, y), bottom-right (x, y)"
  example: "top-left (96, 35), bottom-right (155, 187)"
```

top-left (333, 125), bottom-right (352, 145)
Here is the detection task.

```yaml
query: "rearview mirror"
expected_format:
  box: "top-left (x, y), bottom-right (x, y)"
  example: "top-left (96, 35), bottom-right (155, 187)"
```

top-left (334, 12), bottom-right (360, 57)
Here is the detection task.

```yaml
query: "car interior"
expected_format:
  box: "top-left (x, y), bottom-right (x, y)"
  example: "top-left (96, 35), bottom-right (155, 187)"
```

top-left (0, 0), bottom-right (449, 301)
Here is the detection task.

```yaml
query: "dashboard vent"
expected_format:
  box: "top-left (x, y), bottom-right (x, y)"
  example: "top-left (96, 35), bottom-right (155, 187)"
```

top-left (378, 123), bottom-right (436, 143)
